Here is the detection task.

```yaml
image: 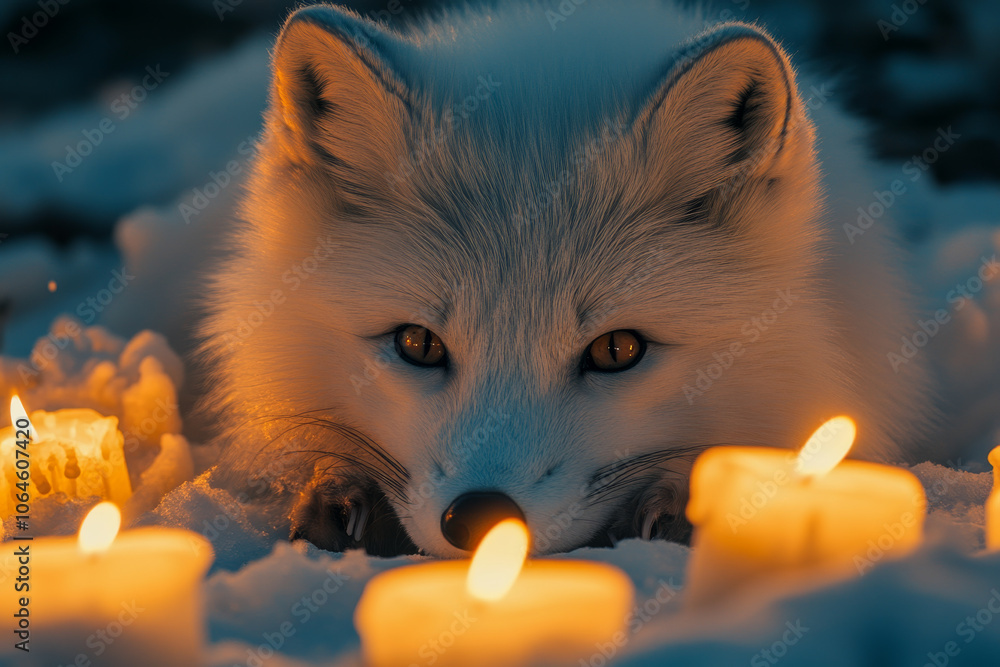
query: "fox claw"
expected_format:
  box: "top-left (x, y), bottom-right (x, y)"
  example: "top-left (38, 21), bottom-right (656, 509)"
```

top-left (345, 502), bottom-right (371, 542)
top-left (289, 476), bottom-right (416, 556)
top-left (641, 510), bottom-right (660, 541)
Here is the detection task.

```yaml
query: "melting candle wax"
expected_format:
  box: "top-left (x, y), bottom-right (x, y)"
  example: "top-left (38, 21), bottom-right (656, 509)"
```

top-left (685, 416), bottom-right (926, 607)
top-left (0, 502), bottom-right (214, 666)
top-left (0, 396), bottom-right (131, 517)
top-left (355, 518), bottom-right (634, 667)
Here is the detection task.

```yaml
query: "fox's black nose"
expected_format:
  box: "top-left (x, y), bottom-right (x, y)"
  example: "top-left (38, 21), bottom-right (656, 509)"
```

top-left (441, 491), bottom-right (525, 551)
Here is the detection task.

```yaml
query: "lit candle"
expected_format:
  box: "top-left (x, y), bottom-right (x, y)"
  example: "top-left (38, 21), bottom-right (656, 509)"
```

top-left (685, 416), bottom-right (926, 607)
top-left (988, 445), bottom-right (1000, 551)
top-left (0, 502), bottom-right (213, 666)
top-left (355, 519), bottom-right (634, 667)
top-left (1, 396), bottom-right (131, 518)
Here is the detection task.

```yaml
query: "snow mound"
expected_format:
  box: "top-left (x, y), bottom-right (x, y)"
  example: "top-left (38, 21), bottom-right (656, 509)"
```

top-left (119, 460), bottom-right (997, 666)
top-left (0, 319), bottom-right (198, 531)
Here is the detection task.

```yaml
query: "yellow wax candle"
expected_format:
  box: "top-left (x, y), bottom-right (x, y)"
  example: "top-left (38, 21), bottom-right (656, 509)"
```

top-left (1, 396), bottom-right (131, 518)
top-left (988, 445), bottom-right (1000, 551)
top-left (685, 416), bottom-right (926, 607)
top-left (355, 519), bottom-right (634, 667)
top-left (0, 503), bottom-right (214, 667)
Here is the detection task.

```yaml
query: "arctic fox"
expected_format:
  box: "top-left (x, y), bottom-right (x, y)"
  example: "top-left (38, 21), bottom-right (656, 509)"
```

top-left (200, 0), bottom-right (933, 557)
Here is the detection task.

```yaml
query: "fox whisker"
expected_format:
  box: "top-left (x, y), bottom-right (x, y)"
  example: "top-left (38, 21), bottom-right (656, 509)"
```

top-left (584, 444), bottom-right (708, 504)
top-left (253, 409), bottom-right (412, 504)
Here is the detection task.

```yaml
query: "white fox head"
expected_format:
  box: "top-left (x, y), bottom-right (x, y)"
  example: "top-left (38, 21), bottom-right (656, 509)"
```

top-left (201, 1), bottom-right (927, 557)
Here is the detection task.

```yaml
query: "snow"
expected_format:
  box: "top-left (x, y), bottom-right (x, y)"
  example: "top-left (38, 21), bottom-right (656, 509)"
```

top-left (0, 320), bottom-right (194, 533)
top-left (0, 34), bottom-right (269, 229)
top-left (0, 319), bottom-right (183, 447)
top-left (617, 538), bottom-right (1000, 667)
top-left (139, 475), bottom-right (275, 572)
top-left (0, 31), bottom-right (266, 356)
top-left (4, 377), bottom-right (973, 667)
top-left (160, 465), bottom-right (998, 667)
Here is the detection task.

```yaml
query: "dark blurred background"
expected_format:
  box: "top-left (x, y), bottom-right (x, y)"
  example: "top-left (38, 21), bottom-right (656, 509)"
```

top-left (1, 0), bottom-right (997, 244)
top-left (1, 0), bottom-right (999, 459)
top-left (2, 0), bottom-right (998, 350)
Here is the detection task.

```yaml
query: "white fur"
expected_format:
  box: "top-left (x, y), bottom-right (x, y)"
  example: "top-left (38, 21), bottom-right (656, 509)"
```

top-left (199, 0), bottom-right (934, 557)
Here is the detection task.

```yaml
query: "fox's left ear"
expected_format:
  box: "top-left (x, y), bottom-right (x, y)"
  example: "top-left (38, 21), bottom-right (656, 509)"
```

top-left (635, 23), bottom-right (815, 214)
top-left (269, 6), bottom-right (411, 193)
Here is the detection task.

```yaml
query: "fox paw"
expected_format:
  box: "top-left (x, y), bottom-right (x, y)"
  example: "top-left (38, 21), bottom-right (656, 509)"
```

top-left (636, 484), bottom-right (692, 543)
top-left (289, 477), bottom-right (417, 556)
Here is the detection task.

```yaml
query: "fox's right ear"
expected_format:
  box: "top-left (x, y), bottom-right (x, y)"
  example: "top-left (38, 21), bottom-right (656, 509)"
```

top-left (269, 6), bottom-right (411, 192)
top-left (634, 23), bottom-right (815, 222)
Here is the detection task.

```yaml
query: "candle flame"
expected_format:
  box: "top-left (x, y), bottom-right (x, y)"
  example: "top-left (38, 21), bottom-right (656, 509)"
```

top-left (79, 502), bottom-right (121, 554)
top-left (796, 416), bottom-right (856, 478)
top-left (9, 395), bottom-right (30, 429)
top-left (466, 518), bottom-right (529, 602)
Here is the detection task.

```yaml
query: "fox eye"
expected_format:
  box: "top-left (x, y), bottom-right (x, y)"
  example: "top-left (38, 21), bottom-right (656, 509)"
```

top-left (583, 330), bottom-right (646, 373)
top-left (395, 325), bottom-right (447, 367)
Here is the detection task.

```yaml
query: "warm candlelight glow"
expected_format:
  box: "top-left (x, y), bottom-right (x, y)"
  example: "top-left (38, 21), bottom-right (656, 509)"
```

top-left (686, 414), bottom-right (925, 606)
top-left (9, 395), bottom-right (29, 428)
top-left (1, 402), bottom-right (132, 517)
top-left (467, 518), bottom-right (530, 602)
top-left (0, 510), bottom-right (214, 666)
top-left (356, 516), bottom-right (633, 667)
top-left (795, 416), bottom-right (856, 478)
top-left (79, 501), bottom-right (121, 555)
